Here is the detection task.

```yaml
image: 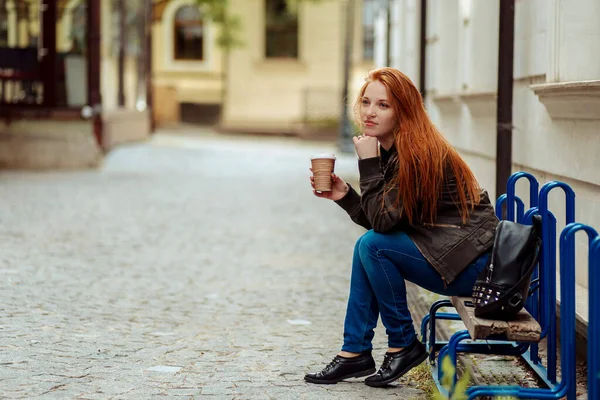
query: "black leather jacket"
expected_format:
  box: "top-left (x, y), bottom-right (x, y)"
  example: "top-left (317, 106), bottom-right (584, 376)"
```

top-left (335, 146), bottom-right (498, 284)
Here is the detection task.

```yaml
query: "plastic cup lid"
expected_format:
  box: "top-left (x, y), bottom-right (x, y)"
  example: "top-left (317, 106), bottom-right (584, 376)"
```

top-left (310, 153), bottom-right (336, 160)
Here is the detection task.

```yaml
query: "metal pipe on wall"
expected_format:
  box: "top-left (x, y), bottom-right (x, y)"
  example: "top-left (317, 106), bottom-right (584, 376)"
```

top-left (338, 0), bottom-right (356, 153)
top-left (385, 0), bottom-right (391, 66)
top-left (41, 0), bottom-right (56, 107)
top-left (418, 0), bottom-right (426, 99)
top-left (118, 0), bottom-right (126, 107)
top-left (495, 0), bottom-right (515, 200)
top-left (87, 0), bottom-right (103, 148)
top-left (145, 0), bottom-right (154, 132)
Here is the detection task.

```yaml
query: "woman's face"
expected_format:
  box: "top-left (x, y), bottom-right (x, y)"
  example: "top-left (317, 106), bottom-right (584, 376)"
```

top-left (359, 81), bottom-right (397, 146)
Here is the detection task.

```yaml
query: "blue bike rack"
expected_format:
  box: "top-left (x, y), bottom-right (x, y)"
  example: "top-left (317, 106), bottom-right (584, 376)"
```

top-left (454, 223), bottom-right (594, 400)
top-left (505, 173), bottom-right (540, 354)
top-left (538, 181), bottom-right (576, 384)
top-left (557, 223), bottom-right (598, 399)
top-left (496, 193), bottom-right (525, 222)
top-left (497, 174), bottom-right (543, 363)
top-left (506, 171), bottom-right (539, 222)
top-left (425, 173), bottom-right (598, 399)
top-left (422, 300), bottom-right (460, 364)
top-left (590, 236), bottom-right (600, 400)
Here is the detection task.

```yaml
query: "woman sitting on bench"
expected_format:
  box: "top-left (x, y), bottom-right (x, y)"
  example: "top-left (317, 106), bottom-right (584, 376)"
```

top-left (305, 67), bottom-right (499, 387)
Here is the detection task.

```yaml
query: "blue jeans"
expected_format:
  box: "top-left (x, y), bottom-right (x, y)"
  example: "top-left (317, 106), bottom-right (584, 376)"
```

top-left (341, 230), bottom-right (490, 352)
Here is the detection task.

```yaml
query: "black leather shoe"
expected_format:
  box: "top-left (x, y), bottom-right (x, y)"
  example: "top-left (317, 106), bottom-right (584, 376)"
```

top-left (304, 352), bottom-right (376, 384)
top-left (364, 339), bottom-right (427, 387)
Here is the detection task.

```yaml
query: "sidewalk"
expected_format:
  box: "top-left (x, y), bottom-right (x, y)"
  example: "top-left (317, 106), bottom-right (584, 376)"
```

top-left (0, 127), bottom-right (425, 399)
top-left (1, 126), bottom-right (587, 399)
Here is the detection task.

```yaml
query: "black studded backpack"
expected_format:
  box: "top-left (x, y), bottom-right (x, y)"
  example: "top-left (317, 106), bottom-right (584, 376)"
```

top-left (472, 215), bottom-right (542, 320)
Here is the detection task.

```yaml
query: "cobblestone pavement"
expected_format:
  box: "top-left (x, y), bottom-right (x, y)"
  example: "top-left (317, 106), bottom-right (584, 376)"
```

top-left (0, 129), bottom-right (426, 399)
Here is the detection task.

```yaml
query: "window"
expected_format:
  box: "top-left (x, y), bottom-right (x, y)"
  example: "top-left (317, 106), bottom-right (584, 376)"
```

top-left (173, 5), bottom-right (204, 60)
top-left (265, 0), bottom-right (298, 59)
top-left (362, 0), bottom-right (376, 61)
top-left (0, 20), bottom-right (7, 47)
top-left (0, 2), bottom-right (7, 47)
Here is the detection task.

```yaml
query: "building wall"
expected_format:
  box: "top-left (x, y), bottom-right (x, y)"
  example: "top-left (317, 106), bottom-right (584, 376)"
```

top-left (380, 0), bottom-right (600, 321)
top-left (152, 0), bottom-right (224, 126)
top-left (148, 0), bottom-right (374, 132)
top-left (3, 0), bottom-right (142, 112)
top-left (0, 0), bottom-right (150, 164)
top-left (222, 0), bottom-right (372, 133)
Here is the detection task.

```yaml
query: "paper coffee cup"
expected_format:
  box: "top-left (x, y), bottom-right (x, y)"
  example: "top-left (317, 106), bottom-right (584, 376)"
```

top-left (311, 153), bottom-right (336, 192)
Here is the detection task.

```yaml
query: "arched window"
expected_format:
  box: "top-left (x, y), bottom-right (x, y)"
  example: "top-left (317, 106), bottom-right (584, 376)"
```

top-left (173, 5), bottom-right (204, 60)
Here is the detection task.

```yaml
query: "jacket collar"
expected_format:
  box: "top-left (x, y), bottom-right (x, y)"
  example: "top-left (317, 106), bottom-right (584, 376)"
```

top-left (380, 144), bottom-right (397, 166)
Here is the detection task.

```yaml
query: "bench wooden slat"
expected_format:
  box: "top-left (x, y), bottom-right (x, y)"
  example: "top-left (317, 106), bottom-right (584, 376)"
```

top-left (450, 296), bottom-right (541, 343)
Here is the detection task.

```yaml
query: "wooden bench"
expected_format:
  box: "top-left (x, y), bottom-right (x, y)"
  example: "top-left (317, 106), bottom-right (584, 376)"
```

top-left (450, 296), bottom-right (541, 343)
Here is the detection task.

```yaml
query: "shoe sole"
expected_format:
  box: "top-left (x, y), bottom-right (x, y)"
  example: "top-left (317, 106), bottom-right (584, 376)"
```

top-left (364, 352), bottom-right (428, 388)
top-left (304, 367), bottom-right (377, 385)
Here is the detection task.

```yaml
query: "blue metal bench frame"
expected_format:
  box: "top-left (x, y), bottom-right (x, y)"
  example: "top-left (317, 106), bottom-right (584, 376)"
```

top-left (424, 172), bottom-right (600, 399)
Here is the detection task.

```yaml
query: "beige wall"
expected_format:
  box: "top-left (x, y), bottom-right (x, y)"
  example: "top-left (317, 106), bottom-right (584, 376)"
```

top-left (148, 0), bottom-right (375, 132)
top-left (152, 0), bottom-right (224, 126)
top-left (222, 0), bottom-right (372, 133)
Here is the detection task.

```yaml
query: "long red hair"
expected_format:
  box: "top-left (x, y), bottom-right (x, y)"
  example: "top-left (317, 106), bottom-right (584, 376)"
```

top-left (353, 68), bottom-right (481, 224)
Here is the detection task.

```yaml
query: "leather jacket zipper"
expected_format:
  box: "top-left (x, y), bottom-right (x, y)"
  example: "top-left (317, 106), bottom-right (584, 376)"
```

top-left (423, 223), bottom-right (462, 229)
top-left (485, 222), bottom-right (501, 283)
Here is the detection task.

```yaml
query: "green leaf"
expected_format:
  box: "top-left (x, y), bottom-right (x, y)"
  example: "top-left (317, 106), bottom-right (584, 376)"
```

top-left (432, 391), bottom-right (449, 400)
top-left (440, 355), bottom-right (456, 389)
top-left (431, 355), bottom-right (474, 400)
top-left (451, 370), bottom-right (470, 400)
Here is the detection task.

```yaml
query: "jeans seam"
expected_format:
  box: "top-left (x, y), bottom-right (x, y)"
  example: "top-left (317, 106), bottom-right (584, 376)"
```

top-left (375, 250), bottom-right (408, 346)
top-left (358, 295), bottom-right (372, 351)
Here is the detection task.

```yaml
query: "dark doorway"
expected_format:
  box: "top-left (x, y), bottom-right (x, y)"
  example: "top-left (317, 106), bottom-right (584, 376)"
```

top-left (180, 103), bottom-right (221, 125)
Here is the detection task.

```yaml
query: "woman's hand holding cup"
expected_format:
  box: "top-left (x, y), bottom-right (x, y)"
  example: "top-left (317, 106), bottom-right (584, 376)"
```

top-left (310, 171), bottom-right (349, 201)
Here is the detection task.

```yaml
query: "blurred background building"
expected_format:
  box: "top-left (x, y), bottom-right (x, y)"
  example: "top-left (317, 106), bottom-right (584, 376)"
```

top-left (371, 0), bottom-right (600, 335)
top-left (0, 0), bottom-right (378, 168)
top-left (151, 0), bottom-right (376, 137)
top-left (0, 0), bottom-right (151, 167)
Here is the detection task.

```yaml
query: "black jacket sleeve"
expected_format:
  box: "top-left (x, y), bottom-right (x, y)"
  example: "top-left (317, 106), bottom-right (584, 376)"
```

top-left (357, 157), bottom-right (409, 232)
top-left (334, 184), bottom-right (372, 230)
top-left (335, 156), bottom-right (410, 232)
